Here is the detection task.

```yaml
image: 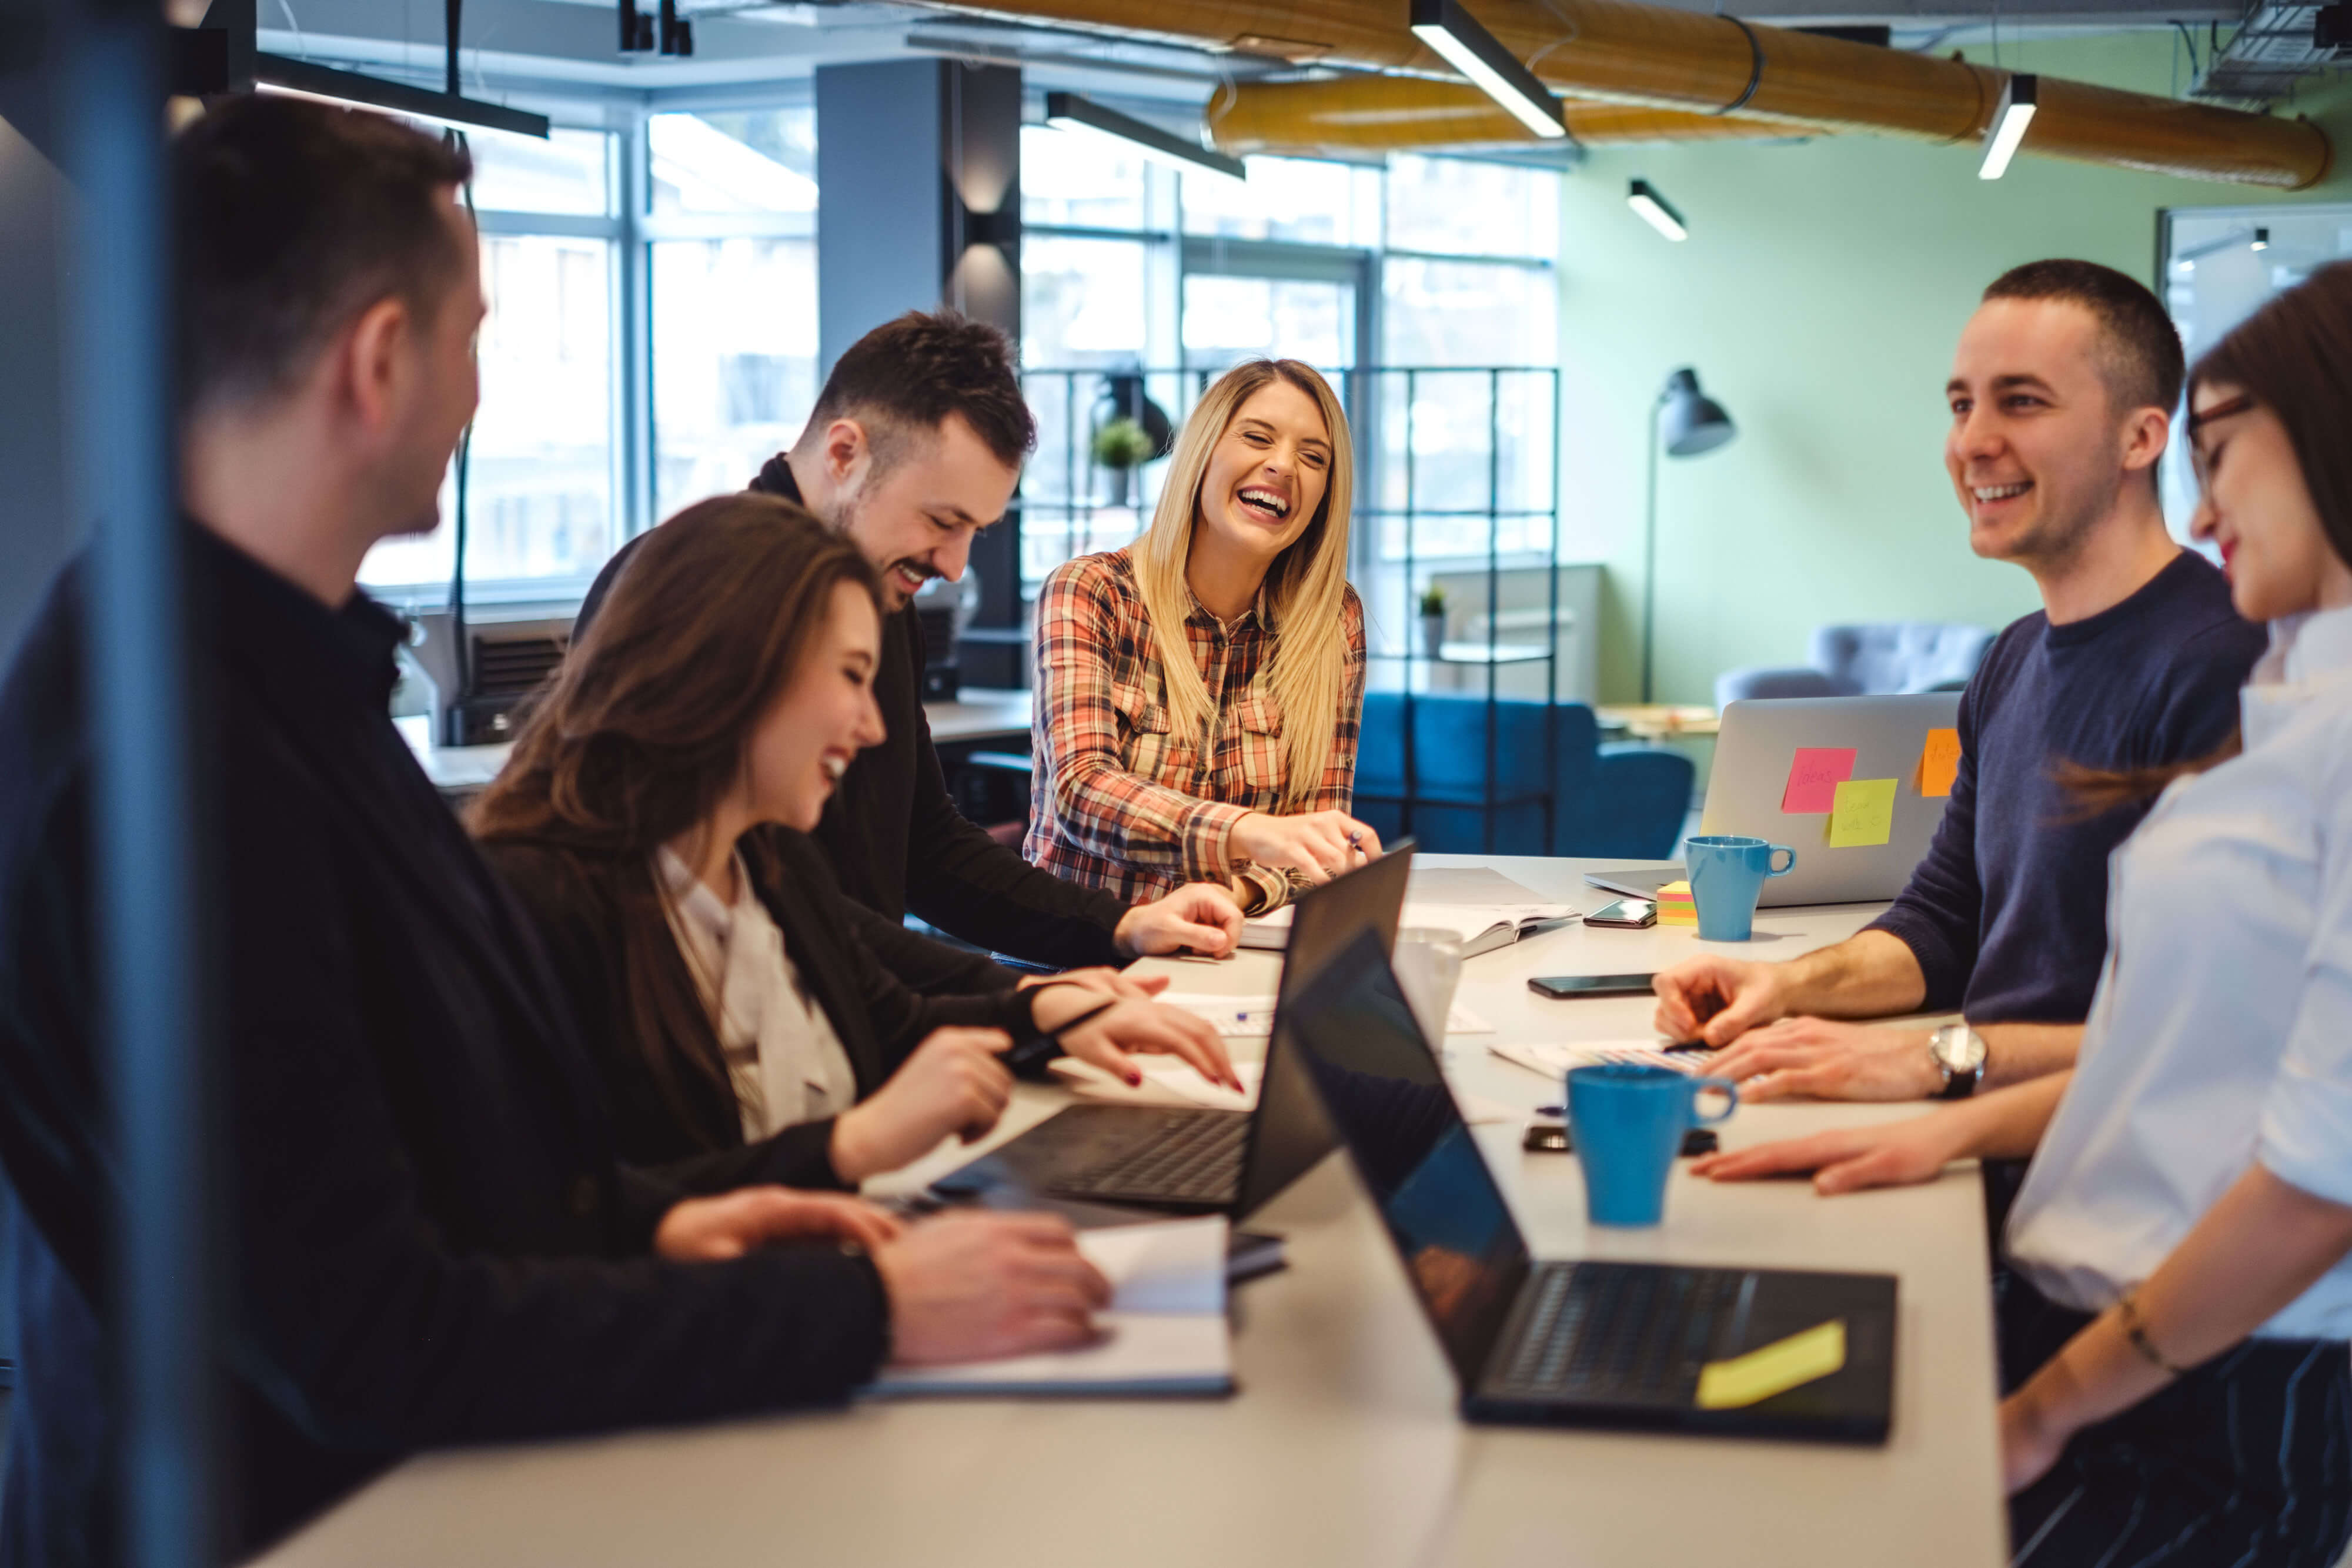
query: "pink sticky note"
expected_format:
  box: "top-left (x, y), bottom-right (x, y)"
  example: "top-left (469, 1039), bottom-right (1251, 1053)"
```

top-left (1782, 747), bottom-right (1859, 814)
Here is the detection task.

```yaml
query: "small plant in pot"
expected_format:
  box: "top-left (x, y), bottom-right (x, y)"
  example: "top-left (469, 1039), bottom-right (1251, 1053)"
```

top-left (1091, 416), bottom-right (1155, 508)
top-left (1418, 584), bottom-right (1448, 658)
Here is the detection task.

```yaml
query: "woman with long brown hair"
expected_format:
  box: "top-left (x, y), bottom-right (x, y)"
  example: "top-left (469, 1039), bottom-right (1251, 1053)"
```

top-left (473, 494), bottom-right (1235, 1185)
top-left (1027, 359), bottom-right (1378, 917)
top-left (1692, 261), bottom-right (2352, 1567)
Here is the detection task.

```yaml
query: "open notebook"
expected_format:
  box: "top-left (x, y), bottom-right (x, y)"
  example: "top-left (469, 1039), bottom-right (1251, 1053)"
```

top-left (866, 1216), bottom-right (1233, 1398)
top-left (1240, 898), bottom-right (1576, 958)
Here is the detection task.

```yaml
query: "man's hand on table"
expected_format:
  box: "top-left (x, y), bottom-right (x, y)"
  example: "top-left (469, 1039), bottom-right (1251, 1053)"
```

top-left (1706, 1019), bottom-right (1941, 1103)
top-left (1652, 954), bottom-right (1793, 1046)
top-left (1115, 882), bottom-right (1245, 959)
top-left (1690, 1111), bottom-right (1970, 1195)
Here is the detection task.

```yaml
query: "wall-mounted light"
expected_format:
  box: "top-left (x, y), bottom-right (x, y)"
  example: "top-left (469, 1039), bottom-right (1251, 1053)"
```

top-left (1978, 72), bottom-right (2036, 180)
top-left (1044, 92), bottom-right (1244, 182)
top-left (1627, 179), bottom-right (1688, 242)
top-left (255, 54), bottom-right (549, 139)
top-left (1408, 0), bottom-right (1566, 140)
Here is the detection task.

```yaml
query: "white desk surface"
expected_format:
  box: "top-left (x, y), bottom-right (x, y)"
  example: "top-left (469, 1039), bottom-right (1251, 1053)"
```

top-left (258, 854), bottom-right (2002, 1568)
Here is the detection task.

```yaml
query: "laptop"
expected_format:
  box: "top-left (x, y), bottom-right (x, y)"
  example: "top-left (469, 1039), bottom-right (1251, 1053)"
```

top-left (1701, 693), bottom-right (1962, 907)
top-left (1285, 930), bottom-right (1897, 1443)
top-left (930, 842), bottom-right (1416, 1216)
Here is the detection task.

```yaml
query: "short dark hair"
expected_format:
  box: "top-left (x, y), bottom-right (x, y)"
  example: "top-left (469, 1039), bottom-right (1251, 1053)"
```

top-left (802, 310), bottom-right (1036, 474)
top-left (174, 95), bottom-right (473, 416)
top-left (1982, 259), bottom-right (2186, 416)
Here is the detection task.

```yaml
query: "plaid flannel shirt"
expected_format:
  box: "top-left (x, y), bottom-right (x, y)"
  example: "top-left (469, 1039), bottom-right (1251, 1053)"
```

top-left (1026, 548), bottom-right (1367, 914)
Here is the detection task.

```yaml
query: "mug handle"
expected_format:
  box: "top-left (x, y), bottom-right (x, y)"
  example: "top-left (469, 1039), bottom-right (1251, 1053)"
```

top-left (1690, 1076), bottom-right (1740, 1126)
top-left (1764, 846), bottom-right (1796, 878)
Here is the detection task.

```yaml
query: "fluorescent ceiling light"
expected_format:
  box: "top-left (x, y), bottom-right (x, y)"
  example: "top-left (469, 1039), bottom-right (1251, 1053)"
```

top-left (255, 53), bottom-right (550, 140)
top-left (1409, 0), bottom-right (1565, 140)
top-left (1977, 72), bottom-right (2036, 180)
top-left (1626, 179), bottom-right (1687, 242)
top-left (1043, 92), bottom-right (1244, 182)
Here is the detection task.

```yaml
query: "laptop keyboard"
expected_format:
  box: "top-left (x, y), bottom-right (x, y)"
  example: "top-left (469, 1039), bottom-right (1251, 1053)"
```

top-left (1048, 1112), bottom-right (1248, 1206)
top-left (1494, 1261), bottom-right (1749, 1405)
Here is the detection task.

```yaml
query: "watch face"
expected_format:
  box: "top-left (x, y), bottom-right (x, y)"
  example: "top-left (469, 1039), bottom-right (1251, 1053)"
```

top-left (1936, 1025), bottom-right (1987, 1074)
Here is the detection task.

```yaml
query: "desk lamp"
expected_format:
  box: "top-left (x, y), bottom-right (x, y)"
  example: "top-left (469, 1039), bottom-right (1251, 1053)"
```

top-left (1642, 367), bottom-right (1736, 704)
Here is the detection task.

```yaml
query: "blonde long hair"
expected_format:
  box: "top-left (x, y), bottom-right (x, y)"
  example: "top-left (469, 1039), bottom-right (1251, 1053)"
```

top-left (1132, 359), bottom-right (1355, 805)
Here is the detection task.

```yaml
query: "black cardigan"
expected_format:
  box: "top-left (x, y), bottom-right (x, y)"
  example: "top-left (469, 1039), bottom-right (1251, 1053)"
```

top-left (483, 826), bottom-right (1045, 1179)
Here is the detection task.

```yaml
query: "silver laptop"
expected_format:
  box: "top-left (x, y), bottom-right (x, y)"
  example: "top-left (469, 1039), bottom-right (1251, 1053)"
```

top-left (1701, 694), bottom-right (1962, 907)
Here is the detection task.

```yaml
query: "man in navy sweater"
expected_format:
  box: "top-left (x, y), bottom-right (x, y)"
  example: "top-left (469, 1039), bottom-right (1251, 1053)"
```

top-left (1652, 260), bottom-right (2266, 1103)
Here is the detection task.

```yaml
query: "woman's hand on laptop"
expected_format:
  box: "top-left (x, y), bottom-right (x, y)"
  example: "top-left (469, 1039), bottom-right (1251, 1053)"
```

top-left (1032, 987), bottom-right (1242, 1092)
top-left (1689, 1111), bottom-right (1971, 1195)
top-left (1706, 1020), bottom-right (1940, 1102)
top-left (1652, 954), bottom-right (1790, 1046)
top-left (877, 1212), bottom-right (1111, 1365)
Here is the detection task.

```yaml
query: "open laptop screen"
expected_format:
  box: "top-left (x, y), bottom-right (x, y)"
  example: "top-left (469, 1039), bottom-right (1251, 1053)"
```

top-left (1281, 930), bottom-right (1532, 1387)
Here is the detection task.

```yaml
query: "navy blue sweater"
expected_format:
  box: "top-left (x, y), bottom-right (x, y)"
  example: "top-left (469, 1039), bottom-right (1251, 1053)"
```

top-left (1869, 550), bottom-right (2265, 1024)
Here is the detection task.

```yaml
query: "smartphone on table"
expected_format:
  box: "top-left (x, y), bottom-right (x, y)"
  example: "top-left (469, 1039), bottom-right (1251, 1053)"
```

top-left (1584, 898), bottom-right (1656, 930)
top-left (1528, 973), bottom-right (1656, 1000)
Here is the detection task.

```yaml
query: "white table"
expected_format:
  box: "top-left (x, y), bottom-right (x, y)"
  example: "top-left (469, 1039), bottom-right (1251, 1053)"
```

top-left (258, 855), bottom-right (2002, 1568)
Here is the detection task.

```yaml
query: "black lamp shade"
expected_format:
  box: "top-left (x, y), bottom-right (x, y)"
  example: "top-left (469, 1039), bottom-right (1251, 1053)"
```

top-left (1659, 367), bottom-right (1735, 457)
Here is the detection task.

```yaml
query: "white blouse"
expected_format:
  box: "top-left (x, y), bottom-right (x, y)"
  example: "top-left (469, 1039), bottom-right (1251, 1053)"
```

top-left (2007, 603), bottom-right (2352, 1339)
top-left (656, 847), bottom-right (858, 1142)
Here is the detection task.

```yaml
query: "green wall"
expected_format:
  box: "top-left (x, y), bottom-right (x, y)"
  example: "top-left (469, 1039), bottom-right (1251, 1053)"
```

top-left (1559, 34), bottom-right (2352, 705)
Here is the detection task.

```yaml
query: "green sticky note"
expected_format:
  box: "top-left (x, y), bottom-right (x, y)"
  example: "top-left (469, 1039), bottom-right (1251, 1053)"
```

top-left (1695, 1319), bottom-right (1847, 1410)
top-left (1826, 778), bottom-right (1898, 848)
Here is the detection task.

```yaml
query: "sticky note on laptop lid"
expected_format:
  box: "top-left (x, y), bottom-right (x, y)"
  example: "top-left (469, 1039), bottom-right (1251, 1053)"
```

top-left (1780, 748), bottom-right (1857, 814)
top-left (1826, 778), bottom-right (1897, 848)
top-left (1695, 1319), bottom-right (1847, 1409)
top-left (1915, 727), bottom-right (1961, 798)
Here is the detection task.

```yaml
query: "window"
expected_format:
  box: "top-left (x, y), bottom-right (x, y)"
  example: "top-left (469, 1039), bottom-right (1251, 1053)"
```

top-left (1181, 154), bottom-right (1382, 249)
top-left (648, 109), bottom-right (820, 522)
top-left (360, 125), bottom-right (620, 599)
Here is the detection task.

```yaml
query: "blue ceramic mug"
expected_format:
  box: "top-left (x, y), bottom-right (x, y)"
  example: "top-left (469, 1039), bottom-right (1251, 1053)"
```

top-left (1566, 1063), bottom-right (1739, 1227)
top-left (1685, 834), bottom-right (1797, 941)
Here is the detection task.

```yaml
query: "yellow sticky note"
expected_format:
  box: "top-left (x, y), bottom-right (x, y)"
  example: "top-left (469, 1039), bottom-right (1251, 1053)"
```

top-left (1695, 1319), bottom-right (1847, 1410)
top-left (1826, 778), bottom-right (1897, 848)
top-left (1916, 728), bottom-right (1962, 798)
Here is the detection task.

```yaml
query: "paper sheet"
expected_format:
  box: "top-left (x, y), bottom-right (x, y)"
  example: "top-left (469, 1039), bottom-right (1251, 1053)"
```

top-left (1051, 1056), bottom-right (1262, 1110)
top-left (1825, 778), bottom-right (1899, 848)
top-left (1155, 993), bottom-right (1494, 1038)
top-left (1490, 1039), bottom-right (1709, 1081)
top-left (1780, 747), bottom-right (1858, 814)
top-left (1915, 727), bottom-right (1962, 798)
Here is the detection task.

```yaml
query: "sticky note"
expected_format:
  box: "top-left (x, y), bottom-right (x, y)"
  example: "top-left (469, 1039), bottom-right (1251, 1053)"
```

top-left (1780, 748), bottom-right (1857, 814)
top-left (1826, 778), bottom-right (1898, 848)
top-left (1695, 1319), bottom-right (1847, 1409)
top-left (1916, 728), bottom-right (1962, 798)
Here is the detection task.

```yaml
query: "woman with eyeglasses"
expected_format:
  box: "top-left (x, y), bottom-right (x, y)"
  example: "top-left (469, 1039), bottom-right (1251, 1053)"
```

top-left (1027, 359), bottom-right (1378, 917)
top-left (1690, 262), bottom-right (2352, 1567)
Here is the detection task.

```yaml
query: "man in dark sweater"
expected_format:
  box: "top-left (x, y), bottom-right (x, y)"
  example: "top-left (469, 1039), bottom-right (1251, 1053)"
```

top-left (573, 316), bottom-right (1242, 995)
top-left (1653, 260), bottom-right (2266, 1101)
top-left (0, 99), bottom-right (1107, 1564)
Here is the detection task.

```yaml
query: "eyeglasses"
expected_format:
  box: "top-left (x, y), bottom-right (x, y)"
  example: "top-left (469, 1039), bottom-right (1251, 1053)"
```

top-left (2186, 392), bottom-right (2257, 489)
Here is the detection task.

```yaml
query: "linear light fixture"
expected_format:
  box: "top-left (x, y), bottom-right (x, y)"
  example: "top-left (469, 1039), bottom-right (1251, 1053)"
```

top-left (1044, 92), bottom-right (1244, 182)
top-left (1409, 0), bottom-right (1566, 139)
top-left (1627, 179), bottom-right (1688, 242)
top-left (255, 52), bottom-right (550, 141)
top-left (1977, 72), bottom-right (2037, 180)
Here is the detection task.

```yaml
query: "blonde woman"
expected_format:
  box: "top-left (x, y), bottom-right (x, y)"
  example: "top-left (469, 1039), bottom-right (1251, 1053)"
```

top-left (1028, 359), bottom-right (1376, 916)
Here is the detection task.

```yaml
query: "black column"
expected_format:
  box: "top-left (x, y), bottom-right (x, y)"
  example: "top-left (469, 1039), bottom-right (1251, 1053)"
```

top-left (815, 58), bottom-right (1027, 689)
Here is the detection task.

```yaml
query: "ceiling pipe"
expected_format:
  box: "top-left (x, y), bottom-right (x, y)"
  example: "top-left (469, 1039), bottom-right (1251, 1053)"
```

top-left (1207, 74), bottom-right (1818, 154)
top-left (943, 0), bottom-right (2330, 187)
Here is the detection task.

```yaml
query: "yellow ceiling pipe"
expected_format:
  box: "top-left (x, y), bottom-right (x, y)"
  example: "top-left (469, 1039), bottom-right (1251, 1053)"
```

top-left (1207, 75), bottom-right (1817, 154)
top-left (940, 0), bottom-right (2330, 187)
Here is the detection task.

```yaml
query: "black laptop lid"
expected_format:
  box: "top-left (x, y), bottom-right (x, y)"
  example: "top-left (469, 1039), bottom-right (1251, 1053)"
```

top-left (1232, 842), bottom-right (1415, 1219)
top-left (1281, 930), bottom-right (1532, 1388)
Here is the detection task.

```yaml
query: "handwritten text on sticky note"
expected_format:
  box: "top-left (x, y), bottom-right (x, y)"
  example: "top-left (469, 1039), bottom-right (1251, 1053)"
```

top-left (1916, 728), bottom-right (1961, 798)
top-left (1781, 748), bottom-right (1858, 814)
top-left (1826, 778), bottom-right (1898, 848)
top-left (1695, 1319), bottom-right (1847, 1409)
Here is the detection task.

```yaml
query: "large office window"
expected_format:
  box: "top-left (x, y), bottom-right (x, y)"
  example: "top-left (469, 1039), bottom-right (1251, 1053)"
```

top-left (649, 108), bottom-right (820, 520)
top-left (360, 126), bottom-right (621, 600)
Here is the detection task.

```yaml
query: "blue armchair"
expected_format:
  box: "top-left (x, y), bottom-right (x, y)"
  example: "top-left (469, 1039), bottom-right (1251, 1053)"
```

top-left (1715, 621), bottom-right (1994, 710)
top-left (1353, 693), bottom-right (1693, 860)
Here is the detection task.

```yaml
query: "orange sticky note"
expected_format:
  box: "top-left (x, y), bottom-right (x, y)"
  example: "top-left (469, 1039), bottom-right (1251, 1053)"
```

top-left (1826, 778), bottom-right (1898, 848)
top-left (1916, 728), bottom-right (1961, 798)
top-left (1781, 748), bottom-right (1857, 814)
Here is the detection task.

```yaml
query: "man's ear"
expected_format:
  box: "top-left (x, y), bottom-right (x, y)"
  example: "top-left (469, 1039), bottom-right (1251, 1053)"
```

top-left (338, 296), bottom-right (413, 439)
top-left (2119, 403), bottom-right (2170, 476)
top-left (819, 417), bottom-right (871, 489)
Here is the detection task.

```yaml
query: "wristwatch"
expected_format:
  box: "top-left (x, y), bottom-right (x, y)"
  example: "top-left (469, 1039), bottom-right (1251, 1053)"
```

top-left (1927, 1022), bottom-right (1988, 1100)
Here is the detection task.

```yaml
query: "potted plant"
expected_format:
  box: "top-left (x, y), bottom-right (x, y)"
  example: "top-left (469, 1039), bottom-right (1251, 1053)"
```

top-left (1091, 416), bottom-right (1155, 509)
top-left (1418, 584), bottom-right (1448, 658)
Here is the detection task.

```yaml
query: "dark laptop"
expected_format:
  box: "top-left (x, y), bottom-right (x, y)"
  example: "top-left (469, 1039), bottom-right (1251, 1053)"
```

top-left (1284, 930), bottom-right (1897, 1443)
top-left (931, 842), bottom-right (1416, 1216)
